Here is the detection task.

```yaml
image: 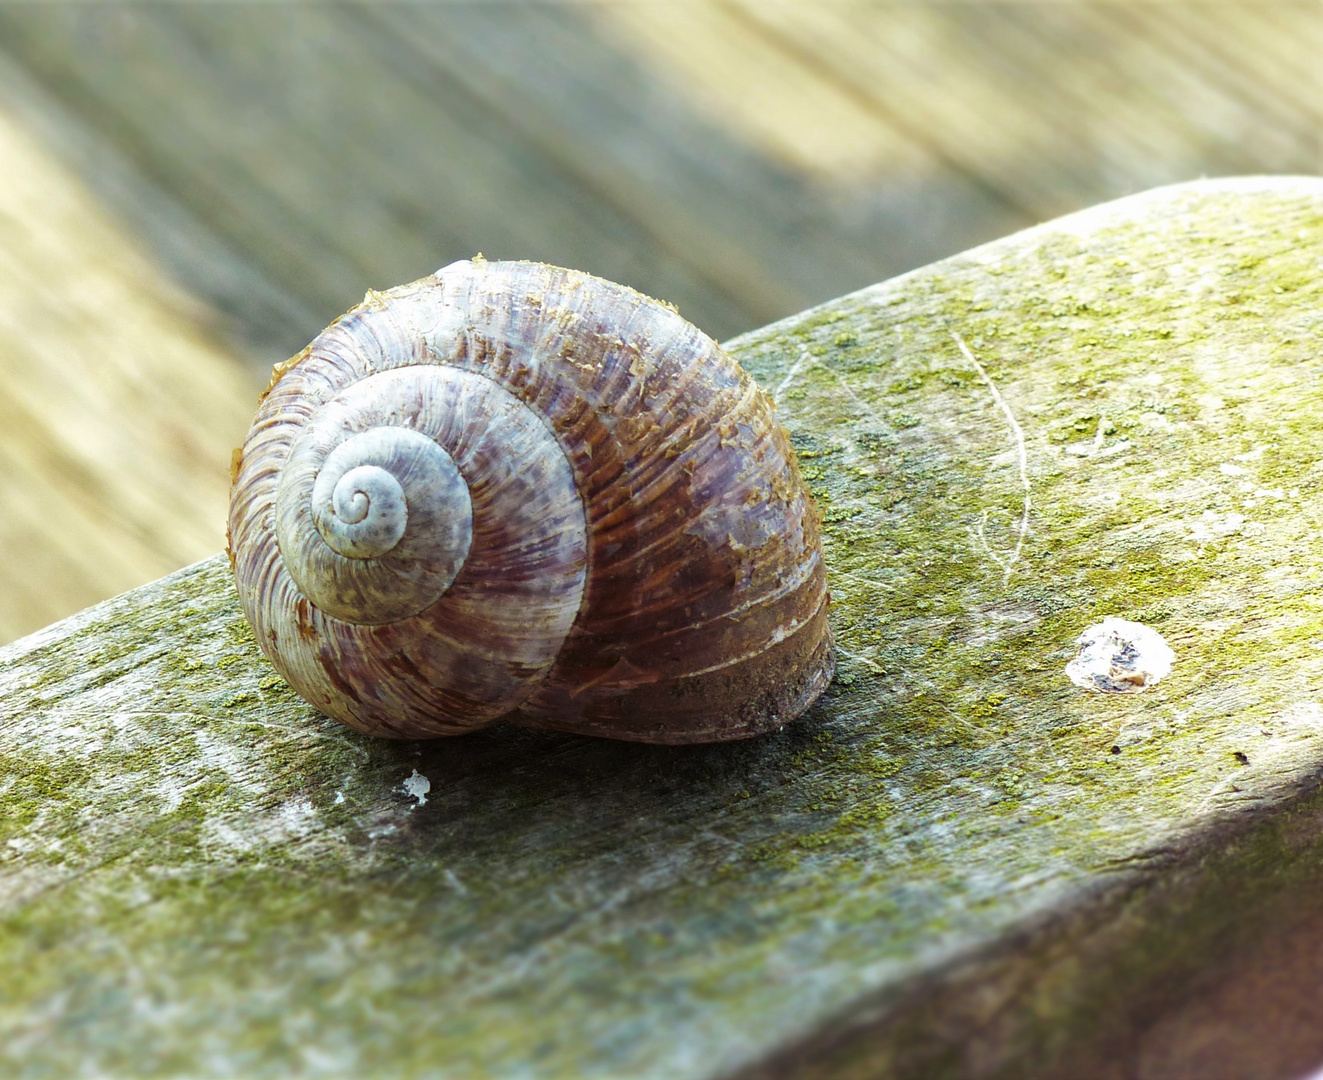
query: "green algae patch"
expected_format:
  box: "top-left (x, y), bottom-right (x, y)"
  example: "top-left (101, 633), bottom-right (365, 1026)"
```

top-left (3, 180), bottom-right (1323, 1077)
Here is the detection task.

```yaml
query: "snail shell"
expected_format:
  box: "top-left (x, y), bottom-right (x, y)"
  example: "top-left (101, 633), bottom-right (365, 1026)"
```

top-left (228, 260), bottom-right (833, 743)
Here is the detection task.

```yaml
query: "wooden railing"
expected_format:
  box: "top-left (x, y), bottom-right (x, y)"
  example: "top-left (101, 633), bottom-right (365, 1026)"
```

top-left (4, 178), bottom-right (1323, 1078)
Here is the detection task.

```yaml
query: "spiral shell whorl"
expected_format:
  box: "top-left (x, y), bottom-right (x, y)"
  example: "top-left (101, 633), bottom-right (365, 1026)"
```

top-left (321, 460), bottom-right (408, 560)
top-left (236, 355), bottom-right (590, 737)
top-left (281, 422), bottom-right (474, 623)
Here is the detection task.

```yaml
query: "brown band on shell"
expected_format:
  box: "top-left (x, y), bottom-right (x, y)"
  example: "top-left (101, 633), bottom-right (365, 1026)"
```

top-left (516, 592), bottom-right (835, 744)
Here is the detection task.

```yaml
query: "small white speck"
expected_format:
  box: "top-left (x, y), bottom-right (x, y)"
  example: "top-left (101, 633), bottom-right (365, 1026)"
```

top-left (1066, 618), bottom-right (1174, 693)
top-left (333, 791), bottom-right (345, 805)
top-left (402, 768), bottom-right (431, 807)
top-left (1219, 462), bottom-right (1248, 477)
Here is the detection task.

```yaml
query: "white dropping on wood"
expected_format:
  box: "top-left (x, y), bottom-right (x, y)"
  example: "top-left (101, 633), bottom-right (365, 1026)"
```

top-left (1066, 618), bottom-right (1175, 693)
top-left (402, 769), bottom-right (431, 807)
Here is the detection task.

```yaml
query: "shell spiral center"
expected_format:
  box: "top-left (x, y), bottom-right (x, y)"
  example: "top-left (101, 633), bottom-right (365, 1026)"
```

top-left (320, 464), bottom-right (406, 557)
top-left (276, 407), bottom-right (475, 625)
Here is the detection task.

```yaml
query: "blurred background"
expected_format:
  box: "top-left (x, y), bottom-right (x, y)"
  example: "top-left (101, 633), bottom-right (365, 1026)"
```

top-left (0, 0), bottom-right (1319, 644)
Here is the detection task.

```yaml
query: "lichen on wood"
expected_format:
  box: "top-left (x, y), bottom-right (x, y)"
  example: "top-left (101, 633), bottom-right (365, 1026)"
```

top-left (2, 178), bottom-right (1323, 1078)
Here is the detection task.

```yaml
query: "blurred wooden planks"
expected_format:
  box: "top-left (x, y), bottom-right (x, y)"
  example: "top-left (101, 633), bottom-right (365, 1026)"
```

top-left (0, 2), bottom-right (970, 359)
top-left (596, 0), bottom-right (1322, 212)
top-left (0, 103), bottom-right (255, 644)
top-left (0, 2), bottom-right (1316, 374)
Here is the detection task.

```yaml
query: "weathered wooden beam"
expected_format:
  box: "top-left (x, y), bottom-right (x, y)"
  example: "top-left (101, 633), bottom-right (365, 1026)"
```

top-left (3, 178), bottom-right (1323, 1078)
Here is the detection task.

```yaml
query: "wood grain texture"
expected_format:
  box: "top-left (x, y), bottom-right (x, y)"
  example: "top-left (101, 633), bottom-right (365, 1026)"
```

top-left (0, 103), bottom-right (256, 645)
top-left (3, 178), bottom-right (1323, 1077)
